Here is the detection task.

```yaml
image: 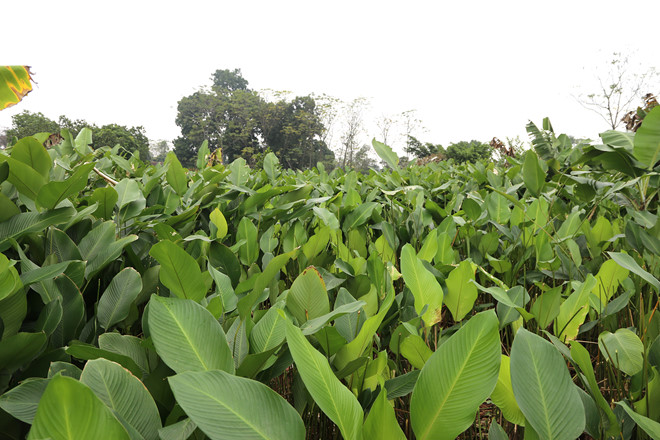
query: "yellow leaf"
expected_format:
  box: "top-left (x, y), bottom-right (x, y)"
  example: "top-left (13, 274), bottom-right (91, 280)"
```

top-left (0, 66), bottom-right (34, 110)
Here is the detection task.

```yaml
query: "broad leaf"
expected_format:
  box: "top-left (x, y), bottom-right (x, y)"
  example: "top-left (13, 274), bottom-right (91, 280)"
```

top-left (97, 267), bottom-right (143, 330)
top-left (286, 266), bottom-right (330, 324)
top-left (28, 375), bottom-right (130, 440)
top-left (400, 244), bottom-right (443, 327)
top-left (410, 310), bottom-right (501, 440)
top-left (510, 328), bottom-right (585, 440)
top-left (149, 240), bottom-right (207, 302)
top-left (147, 295), bottom-right (234, 374)
top-left (444, 260), bottom-right (478, 322)
top-left (286, 319), bottom-right (363, 440)
top-left (169, 370), bottom-right (305, 440)
top-left (633, 106), bottom-right (660, 169)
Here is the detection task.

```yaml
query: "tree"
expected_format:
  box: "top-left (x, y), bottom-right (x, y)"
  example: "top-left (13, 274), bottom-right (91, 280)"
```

top-left (338, 98), bottom-right (369, 169)
top-left (5, 111), bottom-right (59, 141)
top-left (444, 140), bottom-right (492, 163)
top-left (376, 114), bottom-right (397, 147)
top-left (577, 52), bottom-right (659, 130)
top-left (404, 135), bottom-right (442, 158)
top-left (174, 69), bottom-right (333, 169)
top-left (150, 140), bottom-right (171, 163)
top-left (94, 124), bottom-right (151, 162)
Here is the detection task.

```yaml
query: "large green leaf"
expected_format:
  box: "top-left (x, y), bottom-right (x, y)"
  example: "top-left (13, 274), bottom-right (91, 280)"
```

top-left (97, 267), bottom-right (143, 330)
top-left (36, 163), bottom-right (95, 210)
top-left (0, 155), bottom-right (45, 200)
top-left (237, 217), bottom-right (259, 266)
top-left (80, 359), bottom-right (161, 440)
top-left (149, 240), bottom-right (207, 302)
top-left (444, 260), bottom-right (478, 322)
top-left (555, 275), bottom-right (596, 342)
top-left (618, 402), bottom-right (660, 440)
top-left (410, 310), bottom-right (501, 440)
top-left (0, 378), bottom-right (49, 424)
top-left (78, 221), bottom-right (138, 279)
top-left (522, 150), bottom-right (545, 197)
top-left (147, 295), bottom-right (234, 374)
top-left (400, 243), bottom-right (443, 327)
top-left (286, 266), bottom-right (330, 324)
top-left (165, 152), bottom-right (188, 196)
top-left (286, 319), bottom-right (363, 440)
top-left (28, 375), bottom-right (130, 440)
top-left (510, 328), bottom-right (585, 440)
top-left (372, 139), bottom-right (399, 171)
top-left (10, 136), bottom-right (52, 177)
top-left (0, 207), bottom-right (75, 249)
top-left (598, 328), bottom-right (644, 376)
top-left (362, 385), bottom-right (406, 439)
top-left (608, 251), bottom-right (660, 292)
top-left (490, 354), bottom-right (525, 426)
top-left (633, 106), bottom-right (660, 169)
top-left (169, 370), bottom-right (305, 440)
top-left (90, 187), bottom-right (118, 220)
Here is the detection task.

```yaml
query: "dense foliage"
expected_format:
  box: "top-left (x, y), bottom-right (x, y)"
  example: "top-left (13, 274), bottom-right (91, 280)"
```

top-left (0, 107), bottom-right (660, 439)
top-left (174, 69), bottom-right (334, 169)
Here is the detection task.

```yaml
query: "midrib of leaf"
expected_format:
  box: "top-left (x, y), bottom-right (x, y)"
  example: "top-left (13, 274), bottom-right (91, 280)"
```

top-left (165, 304), bottom-right (207, 370)
top-left (529, 340), bottom-right (552, 438)
top-left (164, 252), bottom-right (188, 299)
top-left (420, 325), bottom-right (486, 440)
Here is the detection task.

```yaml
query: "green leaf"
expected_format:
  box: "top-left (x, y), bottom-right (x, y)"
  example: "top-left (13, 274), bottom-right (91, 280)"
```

top-left (210, 207), bottom-right (228, 239)
top-left (372, 138), bottom-right (399, 171)
top-left (147, 295), bottom-right (234, 374)
top-left (489, 421), bottom-right (510, 440)
top-left (570, 341), bottom-right (619, 436)
top-left (522, 150), bottom-right (545, 197)
top-left (114, 178), bottom-right (143, 209)
top-left (196, 140), bottom-right (210, 169)
top-left (633, 106), bottom-right (660, 169)
top-left (608, 251), bottom-right (660, 292)
top-left (598, 328), bottom-right (644, 376)
top-left (74, 127), bottom-right (93, 156)
top-left (28, 375), bottom-right (130, 440)
top-left (400, 244), bottom-right (443, 327)
top-left (444, 260), bottom-right (478, 322)
top-left (0, 378), bottom-right (49, 424)
top-left (263, 152), bottom-right (280, 181)
top-left (237, 217), bottom-right (259, 266)
top-left (78, 221), bottom-right (138, 279)
top-left (80, 359), bottom-right (162, 440)
top-left (510, 328), bottom-right (585, 440)
top-left (169, 370), bottom-right (305, 440)
top-left (36, 163), bottom-right (95, 210)
top-left (0, 332), bottom-right (46, 372)
top-left (400, 334), bottom-right (433, 369)
top-left (149, 240), bottom-right (207, 302)
top-left (0, 155), bottom-right (46, 199)
top-left (334, 290), bottom-right (394, 371)
top-left (286, 319), bottom-right (363, 440)
top-left (65, 341), bottom-right (143, 377)
top-left (555, 275), bottom-right (596, 342)
top-left (491, 354), bottom-right (525, 426)
top-left (617, 402), bottom-right (660, 440)
top-left (0, 207), bottom-right (75, 249)
top-left (286, 266), bottom-right (330, 324)
top-left (343, 202), bottom-right (378, 231)
top-left (410, 310), bottom-right (501, 440)
top-left (237, 249), bottom-right (297, 320)
top-left (90, 187), bottom-right (118, 220)
top-left (165, 152), bottom-right (188, 196)
top-left (11, 136), bottom-right (52, 177)
top-left (313, 207), bottom-right (340, 230)
top-left (530, 286), bottom-right (562, 329)
top-left (97, 267), bottom-right (143, 330)
top-left (362, 386), bottom-right (406, 440)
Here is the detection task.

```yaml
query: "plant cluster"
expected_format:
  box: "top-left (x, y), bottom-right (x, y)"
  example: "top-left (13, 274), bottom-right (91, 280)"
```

top-left (0, 108), bottom-right (659, 439)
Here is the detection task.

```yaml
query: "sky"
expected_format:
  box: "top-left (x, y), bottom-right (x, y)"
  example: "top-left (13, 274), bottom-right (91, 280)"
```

top-left (3, 0), bottom-right (660, 156)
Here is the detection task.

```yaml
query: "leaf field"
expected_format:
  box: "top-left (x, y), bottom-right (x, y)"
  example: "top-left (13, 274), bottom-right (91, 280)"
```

top-left (1, 108), bottom-right (660, 439)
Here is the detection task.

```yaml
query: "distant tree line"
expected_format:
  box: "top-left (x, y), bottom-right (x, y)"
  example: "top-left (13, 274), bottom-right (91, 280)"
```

top-left (1, 111), bottom-right (152, 161)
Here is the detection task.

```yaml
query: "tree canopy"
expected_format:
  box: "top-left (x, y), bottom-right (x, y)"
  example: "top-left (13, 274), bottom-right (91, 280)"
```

top-left (174, 69), bottom-right (334, 169)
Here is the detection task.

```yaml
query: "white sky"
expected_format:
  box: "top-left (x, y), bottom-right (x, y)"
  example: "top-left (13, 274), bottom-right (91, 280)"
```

top-left (3, 0), bottom-right (660, 156)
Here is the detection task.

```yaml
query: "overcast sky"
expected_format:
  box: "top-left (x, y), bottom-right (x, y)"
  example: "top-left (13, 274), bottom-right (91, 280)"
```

top-left (3, 0), bottom-right (659, 155)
